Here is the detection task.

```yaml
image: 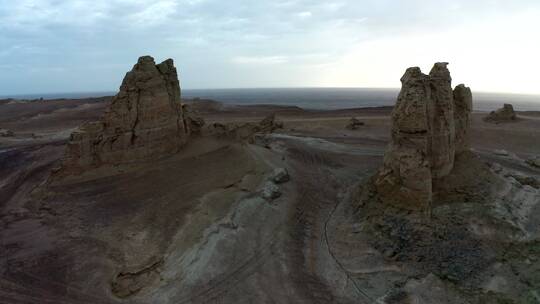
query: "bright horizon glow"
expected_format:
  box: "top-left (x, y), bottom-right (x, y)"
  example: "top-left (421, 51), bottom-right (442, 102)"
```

top-left (1, 1), bottom-right (539, 95)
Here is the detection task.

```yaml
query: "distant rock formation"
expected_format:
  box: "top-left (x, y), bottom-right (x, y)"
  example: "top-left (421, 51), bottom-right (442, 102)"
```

top-left (207, 113), bottom-right (283, 142)
top-left (526, 157), bottom-right (540, 169)
top-left (346, 117), bottom-right (365, 130)
top-left (374, 63), bottom-right (472, 211)
top-left (182, 104), bottom-right (205, 135)
top-left (484, 104), bottom-right (517, 123)
top-left (453, 84), bottom-right (473, 153)
top-left (55, 56), bottom-right (202, 177)
top-left (0, 128), bottom-right (14, 137)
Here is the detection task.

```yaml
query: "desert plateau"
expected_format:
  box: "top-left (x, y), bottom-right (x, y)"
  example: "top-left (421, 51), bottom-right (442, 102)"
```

top-left (2, 1), bottom-right (540, 303)
top-left (1, 56), bottom-right (539, 303)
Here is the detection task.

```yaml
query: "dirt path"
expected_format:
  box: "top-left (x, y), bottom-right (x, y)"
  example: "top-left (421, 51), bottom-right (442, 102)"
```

top-left (278, 134), bottom-right (384, 303)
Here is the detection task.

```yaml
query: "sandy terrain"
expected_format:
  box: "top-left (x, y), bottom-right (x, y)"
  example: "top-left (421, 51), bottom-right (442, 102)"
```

top-left (1, 98), bottom-right (540, 303)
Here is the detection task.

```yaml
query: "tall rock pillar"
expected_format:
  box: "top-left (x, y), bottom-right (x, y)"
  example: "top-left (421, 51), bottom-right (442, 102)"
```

top-left (57, 56), bottom-right (196, 177)
top-left (374, 62), bottom-right (472, 211)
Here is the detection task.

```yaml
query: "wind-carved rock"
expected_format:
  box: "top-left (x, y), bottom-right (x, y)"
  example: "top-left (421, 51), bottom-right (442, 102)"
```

top-left (428, 63), bottom-right (456, 178)
top-left (55, 56), bottom-right (202, 177)
top-left (453, 84), bottom-right (473, 153)
top-left (374, 63), bottom-right (472, 211)
top-left (484, 103), bottom-right (517, 123)
top-left (207, 113), bottom-right (283, 142)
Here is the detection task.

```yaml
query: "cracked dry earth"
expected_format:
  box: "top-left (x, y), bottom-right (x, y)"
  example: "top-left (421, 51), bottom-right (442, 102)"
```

top-left (2, 107), bottom-right (540, 303)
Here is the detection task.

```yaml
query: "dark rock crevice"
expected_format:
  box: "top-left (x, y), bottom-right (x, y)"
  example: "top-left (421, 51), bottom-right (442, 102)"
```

top-left (111, 259), bottom-right (164, 299)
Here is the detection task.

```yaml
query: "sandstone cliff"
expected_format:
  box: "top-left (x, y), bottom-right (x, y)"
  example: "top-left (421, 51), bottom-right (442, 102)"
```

top-left (374, 63), bottom-right (472, 211)
top-left (56, 56), bottom-right (201, 177)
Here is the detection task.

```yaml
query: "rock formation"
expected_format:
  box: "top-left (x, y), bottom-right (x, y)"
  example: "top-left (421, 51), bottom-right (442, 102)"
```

top-left (346, 117), bottom-right (365, 130)
top-left (374, 63), bottom-right (472, 211)
top-left (56, 56), bottom-right (202, 176)
top-left (484, 104), bottom-right (517, 123)
top-left (261, 181), bottom-right (282, 200)
top-left (526, 157), bottom-right (540, 169)
top-left (0, 128), bottom-right (14, 137)
top-left (207, 113), bottom-right (283, 142)
top-left (270, 168), bottom-right (290, 184)
top-left (182, 104), bottom-right (205, 135)
top-left (453, 84), bottom-right (473, 153)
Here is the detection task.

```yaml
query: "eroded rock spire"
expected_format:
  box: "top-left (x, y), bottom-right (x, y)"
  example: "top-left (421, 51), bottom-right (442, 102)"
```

top-left (56, 56), bottom-right (200, 177)
top-left (374, 62), bottom-right (472, 211)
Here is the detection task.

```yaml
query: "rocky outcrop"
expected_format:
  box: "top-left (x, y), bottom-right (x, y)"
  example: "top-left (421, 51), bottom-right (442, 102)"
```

top-left (346, 117), bottom-right (365, 130)
top-left (270, 168), bottom-right (290, 184)
top-left (526, 157), bottom-right (540, 169)
top-left (484, 104), bottom-right (517, 123)
top-left (453, 84), bottom-right (473, 153)
top-left (427, 63), bottom-right (456, 178)
top-left (182, 104), bottom-right (205, 135)
top-left (261, 181), bottom-right (282, 201)
top-left (0, 128), bottom-right (14, 137)
top-left (56, 56), bottom-right (202, 177)
top-left (207, 114), bottom-right (283, 142)
top-left (259, 113), bottom-right (284, 133)
top-left (374, 63), bottom-right (472, 211)
top-left (261, 167), bottom-right (290, 201)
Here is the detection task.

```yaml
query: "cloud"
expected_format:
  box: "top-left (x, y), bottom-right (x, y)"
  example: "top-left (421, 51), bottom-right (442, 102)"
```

top-left (317, 7), bottom-right (540, 94)
top-left (232, 56), bottom-right (288, 65)
top-left (126, 0), bottom-right (179, 26)
top-left (0, 0), bottom-right (112, 29)
top-left (0, 0), bottom-right (539, 94)
top-left (297, 11), bottom-right (312, 18)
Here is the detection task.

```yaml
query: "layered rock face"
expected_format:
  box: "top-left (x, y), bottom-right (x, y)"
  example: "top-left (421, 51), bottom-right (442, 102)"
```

top-left (374, 63), bottom-right (472, 211)
top-left (427, 63), bottom-right (456, 177)
top-left (58, 56), bottom-right (200, 176)
top-left (484, 103), bottom-right (517, 123)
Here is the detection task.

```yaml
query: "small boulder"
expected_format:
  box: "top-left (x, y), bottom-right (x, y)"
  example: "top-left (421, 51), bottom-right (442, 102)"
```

top-left (346, 117), bottom-right (365, 130)
top-left (261, 182), bottom-right (281, 200)
top-left (484, 104), bottom-right (517, 123)
top-left (271, 168), bottom-right (290, 184)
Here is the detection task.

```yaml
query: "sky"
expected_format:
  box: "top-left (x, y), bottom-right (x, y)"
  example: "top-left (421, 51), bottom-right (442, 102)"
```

top-left (1, 0), bottom-right (540, 95)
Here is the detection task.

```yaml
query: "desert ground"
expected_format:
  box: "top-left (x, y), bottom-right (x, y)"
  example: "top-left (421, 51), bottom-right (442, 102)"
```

top-left (1, 97), bottom-right (540, 303)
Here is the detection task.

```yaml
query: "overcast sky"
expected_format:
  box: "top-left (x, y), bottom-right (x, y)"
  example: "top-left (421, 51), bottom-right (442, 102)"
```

top-left (1, 0), bottom-right (539, 95)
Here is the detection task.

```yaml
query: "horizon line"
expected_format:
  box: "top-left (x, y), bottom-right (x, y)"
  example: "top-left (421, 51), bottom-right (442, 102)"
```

top-left (2, 86), bottom-right (540, 99)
